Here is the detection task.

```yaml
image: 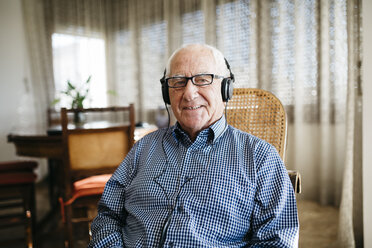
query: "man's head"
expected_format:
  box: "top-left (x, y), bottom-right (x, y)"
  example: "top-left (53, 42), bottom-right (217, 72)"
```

top-left (163, 44), bottom-right (231, 140)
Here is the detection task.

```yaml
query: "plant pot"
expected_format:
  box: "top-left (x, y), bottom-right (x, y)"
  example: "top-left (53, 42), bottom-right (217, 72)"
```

top-left (73, 111), bottom-right (86, 125)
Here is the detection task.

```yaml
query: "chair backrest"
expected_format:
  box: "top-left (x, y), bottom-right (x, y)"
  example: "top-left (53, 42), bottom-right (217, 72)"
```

top-left (47, 108), bottom-right (61, 126)
top-left (226, 88), bottom-right (287, 161)
top-left (61, 105), bottom-right (135, 195)
top-left (0, 160), bottom-right (38, 247)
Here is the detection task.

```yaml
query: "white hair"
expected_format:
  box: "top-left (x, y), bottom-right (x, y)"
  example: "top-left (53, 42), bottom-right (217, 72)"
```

top-left (165, 44), bottom-right (230, 77)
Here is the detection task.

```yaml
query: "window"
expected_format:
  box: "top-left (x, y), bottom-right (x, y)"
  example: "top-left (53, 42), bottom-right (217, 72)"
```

top-left (52, 33), bottom-right (107, 108)
top-left (182, 9), bottom-right (205, 44)
top-left (216, 0), bottom-right (254, 88)
top-left (115, 30), bottom-right (138, 107)
top-left (140, 21), bottom-right (167, 111)
top-left (215, 0), bottom-right (347, 123)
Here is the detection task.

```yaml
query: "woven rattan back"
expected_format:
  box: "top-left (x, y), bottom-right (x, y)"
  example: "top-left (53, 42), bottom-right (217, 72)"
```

top-left (226, 88), bottom-right (287, 161)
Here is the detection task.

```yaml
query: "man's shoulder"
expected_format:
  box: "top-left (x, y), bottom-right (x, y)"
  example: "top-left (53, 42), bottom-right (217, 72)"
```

top-left (227, 125), bottom-right (271, 146)
top-left (226, 125), bottom-right (277, 157)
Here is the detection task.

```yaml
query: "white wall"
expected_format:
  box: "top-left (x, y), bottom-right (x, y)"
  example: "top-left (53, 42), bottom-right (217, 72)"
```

top-left (363, 0), bottom-right (372, 247)
top-left (0, 0), bottom-right (30, 161)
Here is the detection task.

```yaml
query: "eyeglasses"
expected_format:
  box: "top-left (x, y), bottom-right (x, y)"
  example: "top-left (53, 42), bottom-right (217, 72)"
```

top-left (166, 74), bottom-right (225, 88)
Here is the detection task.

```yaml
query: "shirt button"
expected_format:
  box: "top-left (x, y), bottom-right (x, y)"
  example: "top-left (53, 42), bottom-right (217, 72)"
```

top-left (177, 205), bottom-right (184, 213)
top-left (169, 241), bottom-right (174, 247)
top-left (184, 176), bottom-right (191, 183)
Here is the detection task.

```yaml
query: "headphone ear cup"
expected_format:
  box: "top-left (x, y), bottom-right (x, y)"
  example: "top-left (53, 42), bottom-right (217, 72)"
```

top-left (161, 82), bottom-right (170, 104)
top-left (227, 78), bottom-right (234, 101)
top-left (221, 78), bottom-right (233, 102)
top-left (160, 71), bottom-right (170, 104)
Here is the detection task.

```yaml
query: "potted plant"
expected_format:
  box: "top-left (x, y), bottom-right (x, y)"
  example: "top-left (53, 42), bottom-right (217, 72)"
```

top-left (52, 75), bottom-right (91, 124)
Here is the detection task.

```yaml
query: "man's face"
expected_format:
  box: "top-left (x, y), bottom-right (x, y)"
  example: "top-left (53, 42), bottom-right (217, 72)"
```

top-left (168, 46), bottom-right (225, 140)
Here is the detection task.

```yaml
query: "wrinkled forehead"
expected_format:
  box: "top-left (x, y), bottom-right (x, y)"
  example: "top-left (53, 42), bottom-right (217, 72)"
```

top-left (169, 47), bottom-right (218, 76)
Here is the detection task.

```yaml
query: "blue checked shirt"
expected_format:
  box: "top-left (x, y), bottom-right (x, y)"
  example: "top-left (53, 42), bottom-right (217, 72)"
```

top-left (89, 116), bottom-right (299, 248)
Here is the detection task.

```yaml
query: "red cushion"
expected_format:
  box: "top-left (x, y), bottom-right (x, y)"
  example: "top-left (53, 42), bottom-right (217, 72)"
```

top-left (63, 174), bottom-right (112, 205)
top-left (73, 174), bottom-right (112, 190)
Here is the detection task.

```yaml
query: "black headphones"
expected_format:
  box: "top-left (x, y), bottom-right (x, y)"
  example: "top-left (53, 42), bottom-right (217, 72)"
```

top-left (160, 58), bottom-right (235, 104)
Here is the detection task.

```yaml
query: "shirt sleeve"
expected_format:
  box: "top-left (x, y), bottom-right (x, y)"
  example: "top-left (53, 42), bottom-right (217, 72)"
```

top-left (248, 144), bottom-right (299, 247)
top-left (88, 145), bottom-right (138, 248)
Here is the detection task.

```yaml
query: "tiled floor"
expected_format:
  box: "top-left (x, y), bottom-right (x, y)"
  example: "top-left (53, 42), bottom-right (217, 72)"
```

top-left (2, 180), bottom-right (340, 247)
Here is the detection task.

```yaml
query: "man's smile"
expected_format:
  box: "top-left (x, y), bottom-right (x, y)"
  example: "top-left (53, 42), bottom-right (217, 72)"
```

top-left (183, 105), bottom-right (202, 110)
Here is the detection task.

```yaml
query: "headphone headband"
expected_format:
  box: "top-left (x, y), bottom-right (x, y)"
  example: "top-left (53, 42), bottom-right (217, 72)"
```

top-left (224, 58), bottom-right (235, 82)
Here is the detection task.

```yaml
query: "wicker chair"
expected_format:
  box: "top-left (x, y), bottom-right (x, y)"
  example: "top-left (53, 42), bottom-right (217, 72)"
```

top-left (226, 88), bottom-right (301, 193)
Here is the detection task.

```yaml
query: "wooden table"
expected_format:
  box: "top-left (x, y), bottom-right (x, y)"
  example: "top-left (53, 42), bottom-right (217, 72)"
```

top-left (7, 122), bottom-right (157, 159)
top-left (7, 134), bottom-right (63, 159)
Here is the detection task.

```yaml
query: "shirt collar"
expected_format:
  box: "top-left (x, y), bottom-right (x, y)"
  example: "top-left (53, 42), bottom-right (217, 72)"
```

top-left (210, 115), bottom-right (227, 143)
top-left (172, 115), bottom-right (227, 146)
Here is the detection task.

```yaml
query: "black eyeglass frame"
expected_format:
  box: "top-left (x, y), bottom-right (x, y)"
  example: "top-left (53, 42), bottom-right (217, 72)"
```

top-left (166, 74), bottom-right (225, 88)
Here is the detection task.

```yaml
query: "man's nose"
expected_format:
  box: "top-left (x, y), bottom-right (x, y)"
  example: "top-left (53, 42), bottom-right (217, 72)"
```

top-left (183, 78), bottom-right (199, 101)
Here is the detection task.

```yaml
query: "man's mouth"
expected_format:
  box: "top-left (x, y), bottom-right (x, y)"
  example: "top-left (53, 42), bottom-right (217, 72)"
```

top-left (184, 106), bottom-right (202, 110)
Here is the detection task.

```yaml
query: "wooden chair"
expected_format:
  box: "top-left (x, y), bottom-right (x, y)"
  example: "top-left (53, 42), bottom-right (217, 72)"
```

top-left (0, 160), bottom-right (38, 248)
top-left (47, 108), bottom-right (61, 126)
top-left (59, 105), bottom-right (135, 248)
top-left (226, 88), bottom-right (301, 193)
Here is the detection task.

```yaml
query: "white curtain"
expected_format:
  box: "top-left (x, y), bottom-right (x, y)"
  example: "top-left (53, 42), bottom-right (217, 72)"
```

top-left (21, 0), bottom-right (362, 245)
top-left (337, 0), bottom-right (362, 246)
top-left (19, 0), bottom-right (55, 179)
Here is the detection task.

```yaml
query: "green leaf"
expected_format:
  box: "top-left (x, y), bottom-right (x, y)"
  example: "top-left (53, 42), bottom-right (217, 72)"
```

top-left (58, 76), bottom-right (93, 109)
top-left (85, 75), bottom-right (92, 84)
top-left (72, 99), bottom-right (77, 109)
top-left (51, 98), bottom-right (60, 105)
top-left (67, 80), bottom-right (76, 90)
top-left (107, 90), bottom-right (118, 96)
top-left (77, 98), bottom-right (84, 108)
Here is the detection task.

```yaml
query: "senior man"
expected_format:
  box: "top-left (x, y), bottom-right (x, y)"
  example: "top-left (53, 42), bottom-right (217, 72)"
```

top-left (89, 44), bottom-right (299, 247)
